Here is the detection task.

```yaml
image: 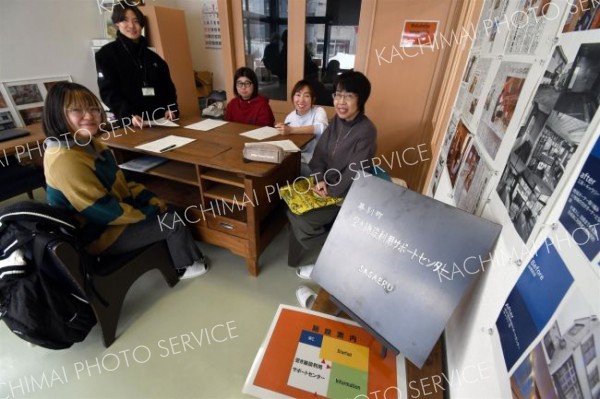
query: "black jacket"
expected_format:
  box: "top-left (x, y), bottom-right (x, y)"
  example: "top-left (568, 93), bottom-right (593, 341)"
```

top-left (95, 32), bottom-right (178, 122)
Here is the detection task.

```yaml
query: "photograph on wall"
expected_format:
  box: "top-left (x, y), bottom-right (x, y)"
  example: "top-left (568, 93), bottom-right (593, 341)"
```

top-left (563, 0), bottom-right (600, 33)
top-left (477, 61), bottom-right (531, 159)
top-left (496, 43), bottom-right (600, 243)
top-left (0, 111), bottom-right (17, 131)
top-left (496, 238), bottom-right (574, 371)
top-left (431, 157), bottom-right (445, 197)
top-left (505, 0), bottom-right (558, 56)
top-left (459, 57), bottom-right (494, 129)
top-left (454, 143), bottom-right (495, 214)
top-left (559, 135), bottom-right (600, 263)
top-left (18, 106), bottom-right (44, 125)
top-left (446, 120), bottom-right (473, 187)
top-left (483, 0), bottom-right (511, 55)
top-left (243, 305), bottom-right (399, 399)
top-left (511, 288), bottom-right (599, 398)
top-left (510, 342), bottom-right (558, 399)
top-left (43, 80), bottom-right (69, 92)
top-left (7, 83), bottom-right (43, 106)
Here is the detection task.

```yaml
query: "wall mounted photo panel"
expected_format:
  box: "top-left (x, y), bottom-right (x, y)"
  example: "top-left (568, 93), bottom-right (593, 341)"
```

top-left (496, 43), bottom-right (600, 243)
top-left (477, 61), bottom-right (531, 160)
top-left (454, 142), bottom-right (495, 214)
top-left (7, 84), bottom-right (43, 106)
top-left (446, 120), bottom-right (473, 187)
top-left (563, 0), bottom-right (600, 33)
top-left (559, 135), bottom-right (600, 263)
top-left (496, 239), bottom-right (573, 371)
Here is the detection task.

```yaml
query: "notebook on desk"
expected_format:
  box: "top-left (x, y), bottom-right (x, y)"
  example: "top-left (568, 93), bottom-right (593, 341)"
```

top-left (0, 128), bottom-right (30, 142)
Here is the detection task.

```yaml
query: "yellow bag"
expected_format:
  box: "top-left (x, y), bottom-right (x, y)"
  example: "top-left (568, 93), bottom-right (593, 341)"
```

top-left (279, 177), bottom-right (342, 215)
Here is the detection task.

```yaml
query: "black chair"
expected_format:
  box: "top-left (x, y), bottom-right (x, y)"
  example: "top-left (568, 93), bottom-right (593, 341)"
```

top-left (0, 156), bottom-right (45, 201)
top-left (49, 240), bottom-right (180, 347)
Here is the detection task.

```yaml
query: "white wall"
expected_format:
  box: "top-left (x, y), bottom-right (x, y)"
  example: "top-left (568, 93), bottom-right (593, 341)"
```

top-left (177, 0), bottom-right (227, 92)
top-left (0, 0), bottom-right (103, 95)
top-left (0, 0), bottom-right (208, 99)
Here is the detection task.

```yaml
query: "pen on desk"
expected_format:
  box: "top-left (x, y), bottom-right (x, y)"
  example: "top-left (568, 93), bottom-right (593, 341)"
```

top-left (159, 144), bottom-right (177, 153)
top-left (284, 122), bottom-right (291, 126)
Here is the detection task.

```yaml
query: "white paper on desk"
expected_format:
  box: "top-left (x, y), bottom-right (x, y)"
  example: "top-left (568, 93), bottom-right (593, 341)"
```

top-left (143, 118), bottom-right (179, 127)
top-left (185, 119), bottom-right (228, 131)
top-left (240, 126), bottom-right (279, 140)
top-left (260, 139), bottom-right (301, 152)
top-left (134, 135), bottom-right (195, 153)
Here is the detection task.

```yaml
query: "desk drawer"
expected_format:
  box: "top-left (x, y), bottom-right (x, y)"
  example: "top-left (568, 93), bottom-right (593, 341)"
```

top-left (206, 214), bottom-right (248, 239)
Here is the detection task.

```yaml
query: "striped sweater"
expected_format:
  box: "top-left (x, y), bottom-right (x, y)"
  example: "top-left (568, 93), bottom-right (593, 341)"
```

top-left (44, 138), bottom-right (166, 255)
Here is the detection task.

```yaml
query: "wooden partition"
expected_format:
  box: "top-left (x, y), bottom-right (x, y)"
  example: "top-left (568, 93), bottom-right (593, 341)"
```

top-left (142, 5), bottom-right (200, 118)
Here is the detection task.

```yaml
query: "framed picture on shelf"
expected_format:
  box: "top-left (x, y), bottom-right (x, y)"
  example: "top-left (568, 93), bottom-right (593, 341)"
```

top-left (2, 75), bottom-right (72, 126)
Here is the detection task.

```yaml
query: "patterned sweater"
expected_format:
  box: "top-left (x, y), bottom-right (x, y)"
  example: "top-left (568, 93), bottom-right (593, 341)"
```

top-left (44, 138), bottom-right (166, 255)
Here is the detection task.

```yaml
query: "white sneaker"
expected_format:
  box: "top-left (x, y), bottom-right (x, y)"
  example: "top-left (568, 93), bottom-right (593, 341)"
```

top-left (179, 259), bottom-right (209, 280)
top-left (296, 264), bottom-right (314, 280)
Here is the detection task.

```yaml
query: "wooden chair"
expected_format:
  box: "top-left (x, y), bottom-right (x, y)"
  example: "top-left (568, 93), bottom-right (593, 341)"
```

top-left (49, 240), bottom-right (180, 347)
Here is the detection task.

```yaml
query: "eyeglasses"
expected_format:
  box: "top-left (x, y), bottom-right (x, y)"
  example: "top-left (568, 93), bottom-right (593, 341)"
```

top-left (67, 107), bottom-right (102, 118)
top-left (236, 81), bottom-right (253, 88)
top-left (332, 92), bottom-right (357, 102)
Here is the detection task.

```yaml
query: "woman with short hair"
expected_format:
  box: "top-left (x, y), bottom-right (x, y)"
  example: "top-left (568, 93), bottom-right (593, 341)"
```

top-left (224, 67), bottom-right (275, 127)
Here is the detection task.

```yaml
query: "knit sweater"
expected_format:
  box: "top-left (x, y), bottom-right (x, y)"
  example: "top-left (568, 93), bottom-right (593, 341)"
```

top-left (44, 138), bottom-right (166, 255)
top-left (309, 113), bottom-right (377, 198)
top-left (225, 95), bottom-right (275, 127)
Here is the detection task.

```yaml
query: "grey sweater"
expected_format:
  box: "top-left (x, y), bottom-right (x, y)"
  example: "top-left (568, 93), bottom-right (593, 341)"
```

top-left (308, 113), bottom-right (377, 197)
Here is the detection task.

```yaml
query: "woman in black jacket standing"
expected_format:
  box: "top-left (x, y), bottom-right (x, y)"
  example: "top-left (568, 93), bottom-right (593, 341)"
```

top-left (95, 3), bottom-right (178, 128)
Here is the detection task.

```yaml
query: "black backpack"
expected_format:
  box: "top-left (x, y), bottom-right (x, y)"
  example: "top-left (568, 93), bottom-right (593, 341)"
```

top-left (0, 201), bottom-right (97, 349)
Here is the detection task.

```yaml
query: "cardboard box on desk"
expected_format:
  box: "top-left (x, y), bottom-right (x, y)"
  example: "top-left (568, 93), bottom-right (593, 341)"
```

top-left (311, 175), bottom-right (502, 368)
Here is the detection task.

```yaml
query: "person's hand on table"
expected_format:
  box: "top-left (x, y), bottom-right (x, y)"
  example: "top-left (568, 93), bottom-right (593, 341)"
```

top-left (311, 181), bottom-right (328, 197)
top-left (275, 122), bottom-right (291, 135)
top-left (164, 110), bottom-right (176, 121)
top-left (132, 115), bottom-right (144, 128)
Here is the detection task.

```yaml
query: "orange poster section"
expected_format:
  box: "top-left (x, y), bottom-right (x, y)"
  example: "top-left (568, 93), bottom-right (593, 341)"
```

top-left (401, 21), bottom-right (439, 47)
top-left (252, 308), bottom-right (398, 399)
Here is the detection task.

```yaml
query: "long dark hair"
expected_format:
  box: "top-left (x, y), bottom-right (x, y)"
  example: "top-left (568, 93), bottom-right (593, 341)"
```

top-left (43, 82), bottom-right (105, 140)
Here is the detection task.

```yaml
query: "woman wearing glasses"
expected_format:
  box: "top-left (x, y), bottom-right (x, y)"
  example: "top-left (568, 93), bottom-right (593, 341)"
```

top-left (42, 82), bottom-right (208, 280)
top-left (95, 3), bottom-right (178, 128)
top-left (225, 67), bottom-right (275, 127)
top-left (287, 71), bottom-right (377, 284)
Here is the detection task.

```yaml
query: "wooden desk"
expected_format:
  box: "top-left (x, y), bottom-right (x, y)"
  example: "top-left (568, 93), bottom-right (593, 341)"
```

top-left (103, 117), bottom-right (314, 277)
top-left (0, 123), bottom-right (46, 160)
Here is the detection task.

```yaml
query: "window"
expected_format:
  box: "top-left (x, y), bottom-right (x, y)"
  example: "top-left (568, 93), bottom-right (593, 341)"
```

top-left (304, 0), bottom-right (362, 106)
top-left (239, 0), bottom-right (363, 105)
top-left (241, 0), bottom-right (288, 101)
top-left (582, 335), bottom-right (596, 366)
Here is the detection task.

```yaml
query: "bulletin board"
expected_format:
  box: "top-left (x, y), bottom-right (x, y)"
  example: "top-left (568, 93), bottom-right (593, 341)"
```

top-left (427, 0), bottom-right (600, 397)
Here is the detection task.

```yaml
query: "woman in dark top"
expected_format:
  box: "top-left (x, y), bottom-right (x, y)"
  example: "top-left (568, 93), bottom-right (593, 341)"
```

top-left (288, 71), bottom-right (377, 281)
top-left (95, 3), bottom-right (178, 128)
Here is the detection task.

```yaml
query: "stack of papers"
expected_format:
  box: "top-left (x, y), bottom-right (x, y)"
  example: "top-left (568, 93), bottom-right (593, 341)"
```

top-left (185, 119), bottom-right (228, 131)
top-left (240, 126), bottom-right (280, 140)
top-left (119, 155), bottom-right (168, 172)
top-left (135, 135), bottom-right (196, 153)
